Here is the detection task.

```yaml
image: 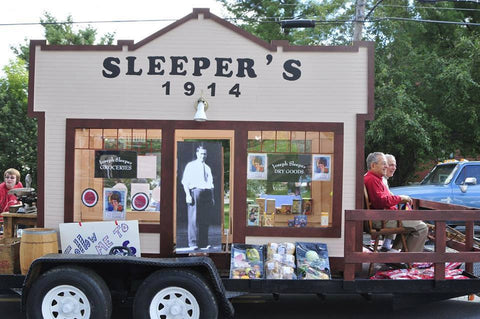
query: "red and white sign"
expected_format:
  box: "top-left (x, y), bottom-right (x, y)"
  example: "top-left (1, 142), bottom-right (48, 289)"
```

top-left (82, 188), bottom-right (98, 207)
top-left (132, 192), bottom-right (149, 211)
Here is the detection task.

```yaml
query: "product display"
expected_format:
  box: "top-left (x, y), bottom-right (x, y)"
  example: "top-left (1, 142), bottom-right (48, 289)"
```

top-left (256, 198), bottom-right (265, 213)
top-left (292, 199), bottom-right (302, 214)
top-left (295, 242), bottom-right (331, 280)
top-left (302, 199), bottom-right (312, 215)
top-left (247, 204), bottom-right (260, 226)
top-left (266, 199), bottom-right (276, 214)
top-left (265, 242), bottom-right (296, 280)
top-left (281, 205), bottom-right (292, 214)
top-left (294, 215), bottom-right (307, 227)
top-left (230, 244), bottom-right (265, 279)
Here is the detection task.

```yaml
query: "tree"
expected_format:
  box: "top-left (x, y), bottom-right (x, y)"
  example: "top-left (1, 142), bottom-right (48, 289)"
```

top-left (0, 59), bottom-right (37, 184)
top-left (1, 13), bottom-right (115, 186)
top-left (12, 12), bottom-right (115, 66)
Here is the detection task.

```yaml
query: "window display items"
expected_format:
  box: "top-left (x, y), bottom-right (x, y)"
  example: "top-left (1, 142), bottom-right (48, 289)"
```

top-left (265, 242), bottom-right (296, 280)
top-left (131, 192), bottom-right (149, 211)
top-left (230, 244), bottom-right (264, 279)
top-left (262, 212), bottom-right (274, 227)
top-left (312, 155), bottom-right (331, 181)
top-left (81, 188), bottom-right (98, 208)
top-left (255, 198), bottom-right (265, 213)
top-left (247, 154), bottom-right (267, 180)
top-left (281, 204), bottom-right (292, 214)
top-left (247, 204), bottom-right (260, 226)
top-left (321, 211), bottom-right (329, 227)
top-left (302, 198), bottom-right (312, 215)
top-left (103, 188), bottom-right (126, 220)
top-left (292, 199), bottom-right (302, 214)
top-left (266, 199), bottom-right (276, 214)
top-left (294, 215), bottom-right (307, 228)
top-left (295, 242), bottom-right (331, 280)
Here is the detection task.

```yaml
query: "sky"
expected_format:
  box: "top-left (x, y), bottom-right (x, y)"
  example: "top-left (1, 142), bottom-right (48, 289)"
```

top-left (0, 0), bottom-right (225, 72)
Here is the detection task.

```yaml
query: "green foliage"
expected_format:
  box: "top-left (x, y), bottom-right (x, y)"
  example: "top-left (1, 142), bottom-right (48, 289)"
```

top-left (0, 59), bottom-right (37, 186)
top-left (1, 13), bottom-right (116, 187)
top-left (219, 0), bottom-right (480, 185)
top-left (12, 12), bottom-right (116, 65)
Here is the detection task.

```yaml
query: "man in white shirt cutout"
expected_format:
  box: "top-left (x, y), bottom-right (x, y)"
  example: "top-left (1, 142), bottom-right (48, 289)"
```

top-left (182, 145), bottom-right (215, 250)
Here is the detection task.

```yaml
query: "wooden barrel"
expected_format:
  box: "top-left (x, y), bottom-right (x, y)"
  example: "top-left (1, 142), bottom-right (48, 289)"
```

top-left (20, 228), bottom-right (58, 275)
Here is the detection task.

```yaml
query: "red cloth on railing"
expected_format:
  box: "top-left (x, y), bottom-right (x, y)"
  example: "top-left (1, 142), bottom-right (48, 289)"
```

top-left (370, 262), bottom-right (468, 280)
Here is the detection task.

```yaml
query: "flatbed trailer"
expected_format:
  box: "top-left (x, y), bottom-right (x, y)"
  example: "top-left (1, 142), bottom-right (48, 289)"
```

top-left (2, 204), bottom-right (480, 319)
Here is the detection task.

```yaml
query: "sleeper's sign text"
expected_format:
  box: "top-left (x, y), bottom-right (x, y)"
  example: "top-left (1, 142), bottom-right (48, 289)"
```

top-left (102, 55), bottom-right (302, 97)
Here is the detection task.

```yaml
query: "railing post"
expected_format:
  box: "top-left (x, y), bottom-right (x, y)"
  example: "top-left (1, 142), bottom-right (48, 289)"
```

top-left (435, 221), bottom-right (446, 281)
top-left (465, 220), bottom-right (474, 274)
top-left (344, 219), bottom-right (357, 281)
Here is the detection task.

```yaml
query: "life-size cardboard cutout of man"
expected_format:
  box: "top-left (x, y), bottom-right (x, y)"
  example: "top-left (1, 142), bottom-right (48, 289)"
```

top-left (177, 142), bottom-right (222, 252)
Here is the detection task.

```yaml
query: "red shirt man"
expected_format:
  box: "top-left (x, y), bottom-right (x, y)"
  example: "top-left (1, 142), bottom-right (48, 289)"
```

top-left (364, 153), bottom-right (411, 209)
top-left (364, 152), bottom-right (427, 253)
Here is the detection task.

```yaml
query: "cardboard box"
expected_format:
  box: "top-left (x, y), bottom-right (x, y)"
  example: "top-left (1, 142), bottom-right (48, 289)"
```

top-left (0, 238), bottom-right (20, 274)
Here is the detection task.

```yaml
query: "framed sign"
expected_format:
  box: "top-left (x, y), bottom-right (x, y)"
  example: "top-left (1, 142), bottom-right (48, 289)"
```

top-left (94, 150), bottom-right (137, 179)
top-left (267, 154), bottom-right (311, 182)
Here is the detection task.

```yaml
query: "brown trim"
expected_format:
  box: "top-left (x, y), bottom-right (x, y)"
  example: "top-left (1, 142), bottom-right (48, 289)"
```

top-left (28, 40), bottom-right (46, 227)
top-left (139, 224), bottom-right (161, 233)
top-left (160, 123), bottom-right (175, 257)
top-left (353, 41), bottom-right (375, 252)
top-left (233, 129), bottom-right (248, 243)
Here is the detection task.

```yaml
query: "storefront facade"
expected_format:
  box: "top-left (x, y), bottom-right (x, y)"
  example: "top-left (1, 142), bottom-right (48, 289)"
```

top-left (28, 9), bottom-right (373, 261)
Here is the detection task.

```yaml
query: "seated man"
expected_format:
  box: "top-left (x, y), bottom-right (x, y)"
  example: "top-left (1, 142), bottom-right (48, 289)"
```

top-left (364, 152), bottom-right (428, 252)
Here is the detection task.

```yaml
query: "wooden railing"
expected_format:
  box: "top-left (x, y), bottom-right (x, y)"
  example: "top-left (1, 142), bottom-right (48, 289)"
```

top-left (344, 200), bottom-right (480, 281)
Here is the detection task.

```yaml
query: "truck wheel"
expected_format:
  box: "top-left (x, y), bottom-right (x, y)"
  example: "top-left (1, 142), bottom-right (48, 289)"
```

top-left (26, 265), bottom-right (112, 319)
top-left (133, 269), bottom-right (218, 319)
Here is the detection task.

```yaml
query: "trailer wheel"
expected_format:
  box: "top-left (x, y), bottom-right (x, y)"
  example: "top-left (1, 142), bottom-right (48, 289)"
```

top-left (26, 265), bottom-right (112, 319)
top-left (133, 269), bottom-right (218, 319)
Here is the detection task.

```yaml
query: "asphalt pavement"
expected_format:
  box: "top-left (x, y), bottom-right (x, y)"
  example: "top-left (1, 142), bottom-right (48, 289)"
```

top-left (2, 290), bottom-right (480, 319)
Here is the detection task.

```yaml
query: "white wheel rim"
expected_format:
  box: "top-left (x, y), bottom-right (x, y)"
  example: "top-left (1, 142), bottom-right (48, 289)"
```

top-left (149, 286), bottom-right (200, 319)
top-left (41, 284), bottom-right (91, 319)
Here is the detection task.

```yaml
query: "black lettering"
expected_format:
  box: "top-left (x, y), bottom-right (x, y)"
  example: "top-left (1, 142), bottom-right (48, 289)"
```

top-left (126, 56), bottom-right (142, 75)
top-left (147, 56), bottom-right (165, 75)
top-left (170, 56), bottom-right (188, 76)
top-left (192, 57), bottom-right (210, 76)
top-left (282, 59), bottom-right (301, 81)
top-left (215, 58), bottom-right (233, 77)
top-left (102, 57), bottom-right (120, 78)
top-left (236, 58), bottom-right (257, 78)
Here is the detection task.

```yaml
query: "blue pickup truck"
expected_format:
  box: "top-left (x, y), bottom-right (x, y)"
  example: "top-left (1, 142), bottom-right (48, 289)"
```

top-left (391, 160), bottom-right (480, 208)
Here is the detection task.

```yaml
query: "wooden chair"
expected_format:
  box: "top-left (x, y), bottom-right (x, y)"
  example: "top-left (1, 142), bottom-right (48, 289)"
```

top-left (363, 186), bottom-right (410, 276)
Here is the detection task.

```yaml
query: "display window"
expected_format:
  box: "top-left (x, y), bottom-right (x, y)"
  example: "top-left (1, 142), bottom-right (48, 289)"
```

top-left (73, 128), bottom-right (162, 224)
top-left (246, 130), bottom-right (334, 229)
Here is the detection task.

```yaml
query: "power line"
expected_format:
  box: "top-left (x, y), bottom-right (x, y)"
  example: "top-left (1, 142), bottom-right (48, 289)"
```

top-left (379, 3), bottom-right (480, 12)
top-left (0, 18), bottom-right (178, 27)
top-left (371, 16), bottom-right (480, 26)
top-left (1, 15), bottom-right (479, 28)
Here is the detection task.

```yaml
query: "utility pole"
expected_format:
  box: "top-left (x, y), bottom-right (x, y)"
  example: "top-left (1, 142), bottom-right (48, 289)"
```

top-left (353, 0), bottom-right (366, 41)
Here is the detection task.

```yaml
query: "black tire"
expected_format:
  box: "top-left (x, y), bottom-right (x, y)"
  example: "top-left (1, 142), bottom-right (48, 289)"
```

top-left (133, 269), bottom-right (218, 319)
top-left (26, 265), bottom-right (112, 319)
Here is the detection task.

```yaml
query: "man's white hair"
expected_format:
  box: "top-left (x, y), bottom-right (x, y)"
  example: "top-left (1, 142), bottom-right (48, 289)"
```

top-left (385, 154), bottom-right (396, 162)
